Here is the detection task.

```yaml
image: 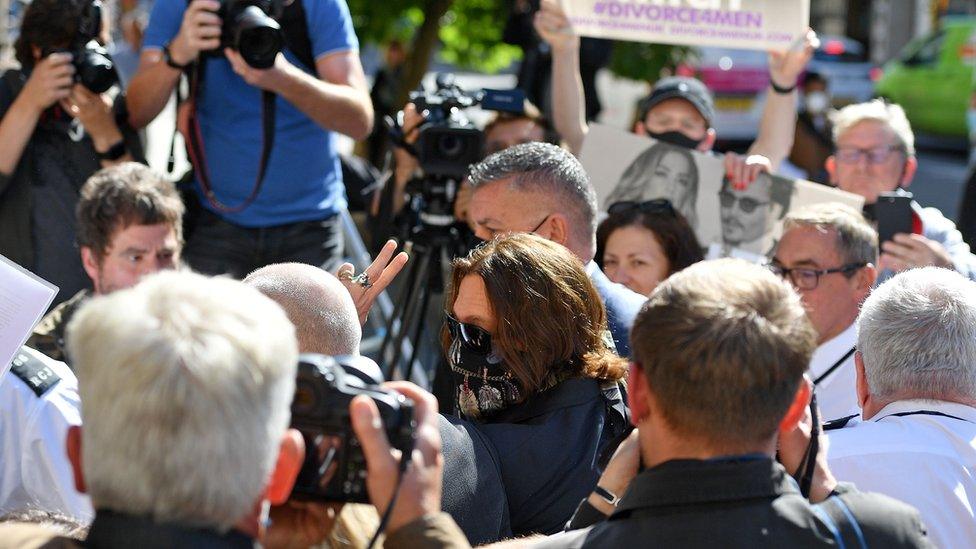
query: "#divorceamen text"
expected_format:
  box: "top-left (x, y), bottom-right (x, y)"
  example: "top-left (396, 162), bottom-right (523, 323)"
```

top-left (565, 0), bottom-right (808, 51)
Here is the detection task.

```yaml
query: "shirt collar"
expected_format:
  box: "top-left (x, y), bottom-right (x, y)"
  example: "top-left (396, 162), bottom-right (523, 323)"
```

top-left (610, 457), bottom-right (797, 516)
top-left (872, 399), bottom-right (976, 423)
top-left (809, 322), bottom-right (857, 379)
top-left (85, 510), bottom-right (255, 548)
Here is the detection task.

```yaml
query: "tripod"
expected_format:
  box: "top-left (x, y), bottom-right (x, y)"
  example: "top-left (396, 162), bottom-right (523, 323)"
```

top-left (378, 187), bottom-right (469, 386)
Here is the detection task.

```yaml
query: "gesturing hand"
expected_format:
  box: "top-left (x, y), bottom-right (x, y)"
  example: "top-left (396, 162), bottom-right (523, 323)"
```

top-left (768, 29), bottom-right (819, 90)
top-left (336, 239), bottom-right (409, 326)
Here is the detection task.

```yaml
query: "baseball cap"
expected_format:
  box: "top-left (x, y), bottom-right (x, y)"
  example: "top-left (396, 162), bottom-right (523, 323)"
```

top-left (637, 76), bottom-right (716, 128)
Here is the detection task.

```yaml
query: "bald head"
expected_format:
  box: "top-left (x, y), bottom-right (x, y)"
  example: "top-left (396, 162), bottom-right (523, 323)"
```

top-left (244, 263), bottom-right (361, 356)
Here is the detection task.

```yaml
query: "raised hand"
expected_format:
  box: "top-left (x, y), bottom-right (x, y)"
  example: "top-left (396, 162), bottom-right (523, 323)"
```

top-left (336, 239), bottom-right (409, 326)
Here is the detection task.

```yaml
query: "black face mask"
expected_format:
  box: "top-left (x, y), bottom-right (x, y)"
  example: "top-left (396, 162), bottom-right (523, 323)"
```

top-left (447, 337), bottom-right (522, 421)
top-left (646, 129), bottom-right (705, 150)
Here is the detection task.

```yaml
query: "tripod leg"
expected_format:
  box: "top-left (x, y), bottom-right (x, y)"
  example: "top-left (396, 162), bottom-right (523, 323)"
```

top-left (379, 242), bottom-right (424, 379)
top-left (403, 256), bottom-right (437, 382)
top-left (387, 244), bottom-right (433, 380)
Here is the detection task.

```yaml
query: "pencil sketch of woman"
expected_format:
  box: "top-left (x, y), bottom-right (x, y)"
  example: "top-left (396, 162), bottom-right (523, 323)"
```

top-left (605, 143), bottom-right (700, 229)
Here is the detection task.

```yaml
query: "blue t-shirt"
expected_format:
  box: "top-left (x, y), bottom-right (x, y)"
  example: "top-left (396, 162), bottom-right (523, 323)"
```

top-left (143, 0), bottom-right (358, 227)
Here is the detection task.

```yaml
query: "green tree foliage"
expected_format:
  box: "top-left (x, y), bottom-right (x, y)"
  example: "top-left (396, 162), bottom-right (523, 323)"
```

top-left (608, 41), bottom-right (698, 83)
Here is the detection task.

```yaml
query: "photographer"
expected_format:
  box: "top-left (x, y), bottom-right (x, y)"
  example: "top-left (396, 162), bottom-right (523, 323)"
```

top-left (127, 0), bottom-right (372, 279)
top-left (0, 0), bottom-right (140, 306)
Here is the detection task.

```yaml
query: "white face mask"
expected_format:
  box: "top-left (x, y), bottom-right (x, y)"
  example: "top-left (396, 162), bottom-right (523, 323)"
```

top-left (804, 91), bottom-right (830, 115)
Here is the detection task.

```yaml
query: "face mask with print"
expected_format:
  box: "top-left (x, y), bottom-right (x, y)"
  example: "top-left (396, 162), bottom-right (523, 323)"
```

top-left (448, 337), bottom-right (522, 421)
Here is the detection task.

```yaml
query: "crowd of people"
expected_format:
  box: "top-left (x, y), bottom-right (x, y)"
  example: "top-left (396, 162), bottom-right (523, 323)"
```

top-left (2, 0), bottom-right (976, 547)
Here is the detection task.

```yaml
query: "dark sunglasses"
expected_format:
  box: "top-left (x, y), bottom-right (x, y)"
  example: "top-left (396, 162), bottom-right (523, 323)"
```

top-left (719, 190), bottom-right (767, 214)
top-left (607, 199), bottom-right (676, 217)
top-left (445, 314), bottom-right (493, 355)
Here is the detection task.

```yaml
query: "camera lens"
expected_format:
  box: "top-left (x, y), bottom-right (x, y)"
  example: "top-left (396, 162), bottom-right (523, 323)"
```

top-left (76, 43), bottom-right (118, 94)
top-left (437, 134), bottom-right (467, 160)
top-left (234, 5), bottom-right (283, 69)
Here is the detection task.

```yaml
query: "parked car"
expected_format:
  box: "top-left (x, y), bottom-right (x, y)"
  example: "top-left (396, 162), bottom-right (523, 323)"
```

top-left (874, 16), bottom-right (976, 138)
top-left (685, 36), bottom-right (875, 143)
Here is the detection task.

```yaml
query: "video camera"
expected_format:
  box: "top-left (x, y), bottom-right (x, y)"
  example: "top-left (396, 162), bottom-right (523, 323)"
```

top-left (393, 74), bottom-right (525, 229)
top-left (289, 354), bottom-right (416, 503)
top-left (42, 0), bottom-right (118, 94)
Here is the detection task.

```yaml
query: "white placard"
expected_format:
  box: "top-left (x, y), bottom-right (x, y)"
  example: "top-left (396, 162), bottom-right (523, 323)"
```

top-left (0, 255), bottom-right (58, 376)
top-left (563, 0), bottom-right (810, 52)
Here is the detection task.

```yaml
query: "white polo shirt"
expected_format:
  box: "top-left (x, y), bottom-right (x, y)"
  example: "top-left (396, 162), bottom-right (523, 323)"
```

top-left (809, 323), bottom-right (860, 422)
top-left (827, 399), bottom-right (976, 549)
top-left (0, 347), bottom-right (93, 522)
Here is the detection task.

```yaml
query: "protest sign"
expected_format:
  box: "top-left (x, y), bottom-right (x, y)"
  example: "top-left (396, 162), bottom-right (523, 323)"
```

top-left (0, 255), bottom-right (58, 376)
top-left (581, 124), bottom-right (864, 262)
top-left (562, 0), bottom-right (810, 52)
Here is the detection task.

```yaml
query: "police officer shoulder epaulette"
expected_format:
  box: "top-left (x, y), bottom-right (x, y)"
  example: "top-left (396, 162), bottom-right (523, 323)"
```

top-left (10, 348), bottom-right (61, 397)
top-left (823, 414), bottom-right (859, 432)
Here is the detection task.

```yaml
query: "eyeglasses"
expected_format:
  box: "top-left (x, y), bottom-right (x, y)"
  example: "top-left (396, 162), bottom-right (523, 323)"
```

top-left (766, 262), bottom-right (867, 290)
top-left (445, 314), bottom-right (493, 355)
top-left (834, 145), bottom-right (904, 165)
top-left (607, 199), bottom-right (676, 217)
top-left (719, 190), bottom-right (768, 213)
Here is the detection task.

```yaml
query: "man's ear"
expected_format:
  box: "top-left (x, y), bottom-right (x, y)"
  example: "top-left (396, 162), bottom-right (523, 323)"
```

top-left (627, 363), bottom-right (651, 426)
top-left (266, 428), bottom-right (305, 505)
top-left (545, 213), bottom-right (571, 248)
top-left (900, 156), bottom-right (918, 189)
top-left (66, 426), bottom-right (87, 494)
top-left (855, 264), bottom-right (877, 301)
top-left (80, 247), bottom-right (100, 289)
top-left (697, 128), bottom-right (717, 152)
top-left (855, 352), bottom-right (870, 413)
top-left (825, 155), bottom-right (837, 184)
top-left (632, 120), bottom-right (647, 135)
top-left (778, 377), bottom-right (812, 434)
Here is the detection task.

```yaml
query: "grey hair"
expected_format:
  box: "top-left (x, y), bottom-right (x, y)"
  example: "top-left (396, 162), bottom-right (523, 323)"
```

top-left (830, 99), bottom-right (916, 156)
top-left (65, 271), bottom-right (298, 532)
top-left (783, 203), bottom-right (878, 265)
top-left (468, 142), bottom-right (597, 248)
top-left (858, 267), bottom-right (976, 401)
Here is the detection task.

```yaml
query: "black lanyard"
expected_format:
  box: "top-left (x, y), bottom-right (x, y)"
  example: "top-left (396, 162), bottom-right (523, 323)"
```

top-left (814, 347), bottom-right (856, 386)
top-left (878, 410), bottom-right (976, 424)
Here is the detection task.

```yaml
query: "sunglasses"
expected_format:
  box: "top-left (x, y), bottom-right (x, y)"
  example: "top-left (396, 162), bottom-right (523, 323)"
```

top-left (719, 190), bottom-right (768, 214)
top-left (607, 199), bottom-right (676, 217)
top-left (445, 314), bottom-right (493, 355)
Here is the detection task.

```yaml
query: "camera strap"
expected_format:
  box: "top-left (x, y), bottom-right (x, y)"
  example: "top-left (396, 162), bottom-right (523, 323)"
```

top-left (185, 58), bottom-right (276, 213)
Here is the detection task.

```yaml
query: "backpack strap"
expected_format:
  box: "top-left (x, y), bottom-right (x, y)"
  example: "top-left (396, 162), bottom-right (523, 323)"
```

top-left (279, 0), bottom-right (317, 73)
top-left (812, 495), bottom-right (869, 549)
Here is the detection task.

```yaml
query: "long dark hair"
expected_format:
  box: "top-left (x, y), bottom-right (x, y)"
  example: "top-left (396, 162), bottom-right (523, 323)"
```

top-left (596, 203), bottom-right (704, 277)
top-left (443, 233), bottom-right (626, 397)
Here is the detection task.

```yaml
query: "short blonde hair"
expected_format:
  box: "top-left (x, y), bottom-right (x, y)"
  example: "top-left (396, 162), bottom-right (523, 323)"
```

top-left (782, 203), bottom-right (878, 265)
top-left (66, 271), bottom-right (298, 532)
top-left (830, 99), bottom-right (916, 156)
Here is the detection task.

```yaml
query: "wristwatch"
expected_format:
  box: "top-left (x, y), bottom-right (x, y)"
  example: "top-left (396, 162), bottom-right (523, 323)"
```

top-left (163, 43), bottom-right (190, 70)
top-left (593, 485), bottom-right (621, 507)
top-left (96, 140), bottom-right (127, 161)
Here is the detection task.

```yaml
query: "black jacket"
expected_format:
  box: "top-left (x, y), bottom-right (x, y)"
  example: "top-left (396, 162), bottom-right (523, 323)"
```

top-left (534, 457), bottom-right (933, 548)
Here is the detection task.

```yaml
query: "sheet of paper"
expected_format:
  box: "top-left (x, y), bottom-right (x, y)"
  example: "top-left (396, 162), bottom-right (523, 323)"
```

top-left (563, 0), bottom-right (810, 52)
top-left (0, 255), bottom-right (58, 374)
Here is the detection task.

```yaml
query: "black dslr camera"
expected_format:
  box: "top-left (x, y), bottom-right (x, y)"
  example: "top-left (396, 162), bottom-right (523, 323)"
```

top-left (42, 0), bottom-right (118, 94)
top-left (217, 0), bottom-right (284, 69)
top-left (289, 354), bottom-right (416, 503)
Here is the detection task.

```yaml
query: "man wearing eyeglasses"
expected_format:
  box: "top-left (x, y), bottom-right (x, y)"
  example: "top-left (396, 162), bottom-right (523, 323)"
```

top-left (769, 204), bottom-right (877, 421)
top-left (825, 100), bottom-right (976, 282)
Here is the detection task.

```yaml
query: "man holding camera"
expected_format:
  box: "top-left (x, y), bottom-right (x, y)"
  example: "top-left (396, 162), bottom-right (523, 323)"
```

top-left (128, 0), bottom-right (372, 278)
top-left (0, 0), bottom-right (141, 307)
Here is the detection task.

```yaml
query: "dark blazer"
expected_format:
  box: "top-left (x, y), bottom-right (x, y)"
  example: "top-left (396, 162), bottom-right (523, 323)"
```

top-left (536, 458), bottom-right (933, 548)
top-left (471, 377), bottom-right (629, 537)
top-left (587, 262), bottom-right (646, 358)
top-left (439, 414), bottom-right (512, 545)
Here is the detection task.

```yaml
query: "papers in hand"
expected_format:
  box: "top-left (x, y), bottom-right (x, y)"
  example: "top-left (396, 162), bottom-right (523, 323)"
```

top-left (0, 255), bottom-right (58, 375)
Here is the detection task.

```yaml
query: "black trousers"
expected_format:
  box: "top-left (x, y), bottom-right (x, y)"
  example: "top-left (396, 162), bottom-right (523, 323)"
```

top-left (184, 208), bottom-right (344, 279)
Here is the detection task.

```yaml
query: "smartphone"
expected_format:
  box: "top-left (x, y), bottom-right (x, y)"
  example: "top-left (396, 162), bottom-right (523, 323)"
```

top-left (874, 192), bottom-right (915, 245)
